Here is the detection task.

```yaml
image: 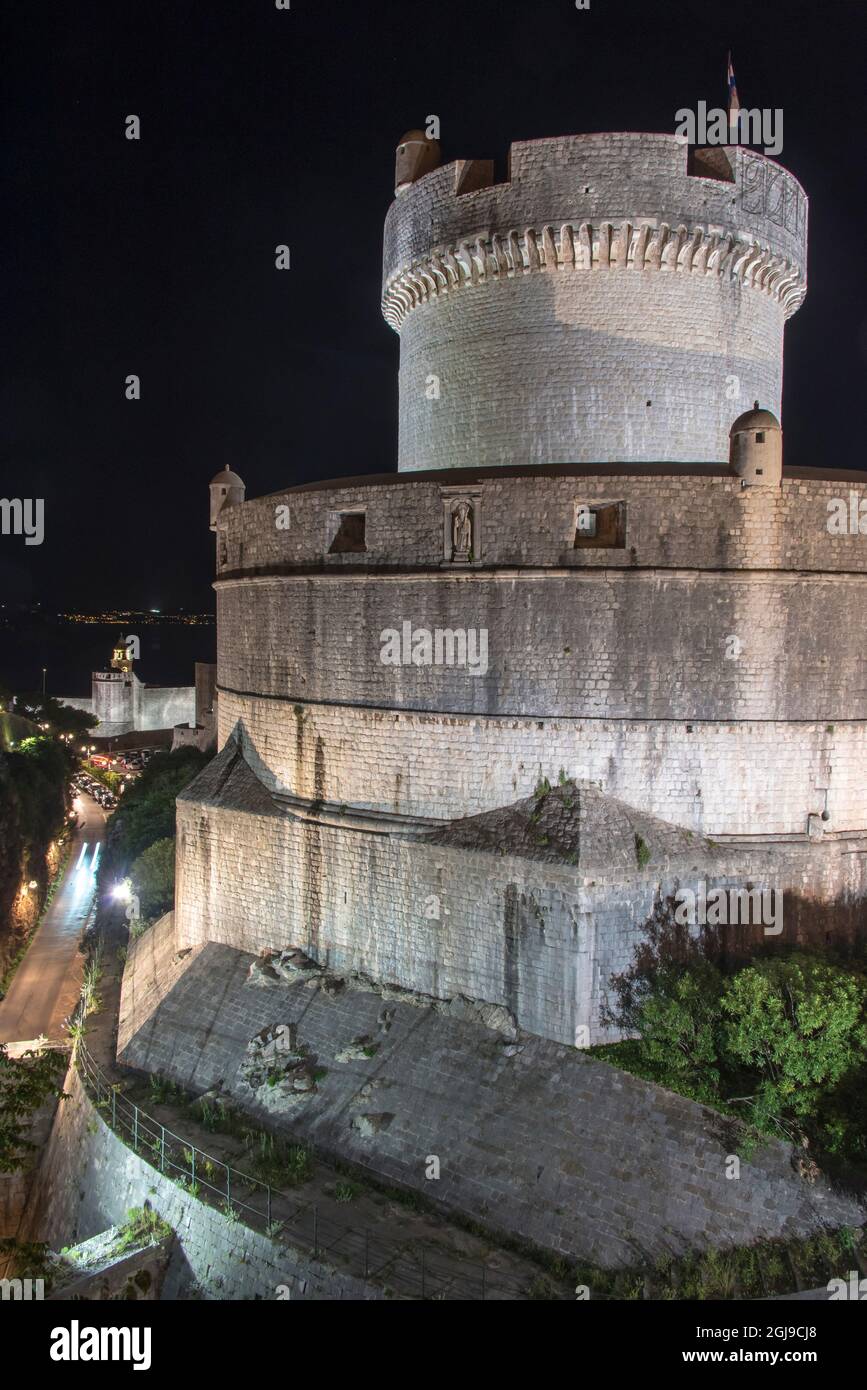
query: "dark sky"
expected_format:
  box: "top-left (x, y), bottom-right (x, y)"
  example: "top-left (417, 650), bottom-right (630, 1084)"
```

top-left (2, 0), bottom-right (865, 612)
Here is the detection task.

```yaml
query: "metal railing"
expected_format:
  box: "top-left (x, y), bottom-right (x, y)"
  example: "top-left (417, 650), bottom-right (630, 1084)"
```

top-left (75, 1043), bottom-right (535, 1300)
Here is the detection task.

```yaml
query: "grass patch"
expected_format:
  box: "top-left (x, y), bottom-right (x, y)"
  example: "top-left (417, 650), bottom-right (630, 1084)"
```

top-left (116, 1206), bottom-right (172, 1252)
top-left (148, 1074), bottom-right (185, 1106)
top-left (243, 1131), bottom-right (314, 1188)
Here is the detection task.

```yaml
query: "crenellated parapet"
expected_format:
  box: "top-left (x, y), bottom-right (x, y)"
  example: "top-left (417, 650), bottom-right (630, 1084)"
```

top-left (383, 134), bottom-right (807, 291)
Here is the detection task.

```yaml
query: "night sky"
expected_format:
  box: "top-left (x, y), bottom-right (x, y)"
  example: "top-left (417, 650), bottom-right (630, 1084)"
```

top-left (2, 0), bottom-right (865, 613)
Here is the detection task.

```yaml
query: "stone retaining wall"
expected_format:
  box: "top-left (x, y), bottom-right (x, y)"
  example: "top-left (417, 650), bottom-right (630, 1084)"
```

top-left (23, 1061), bottom-right (381, 1300)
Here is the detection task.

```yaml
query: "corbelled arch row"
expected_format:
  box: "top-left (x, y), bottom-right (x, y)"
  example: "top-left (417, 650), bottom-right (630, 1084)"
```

top-left (382, 221), bottom-right (806, 330)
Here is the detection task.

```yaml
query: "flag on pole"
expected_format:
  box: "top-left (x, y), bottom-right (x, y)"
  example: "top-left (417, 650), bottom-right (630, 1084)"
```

top-left (727, 52), bottom-right (740, 136)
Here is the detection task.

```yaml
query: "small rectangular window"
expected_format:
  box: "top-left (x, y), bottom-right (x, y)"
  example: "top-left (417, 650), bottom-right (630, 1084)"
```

top-left (329, 512), bottom-right (366, 554)
top-left (755, 432), bottom-right (765, 443)
top-left (574, 501), bottom-right (625, 549)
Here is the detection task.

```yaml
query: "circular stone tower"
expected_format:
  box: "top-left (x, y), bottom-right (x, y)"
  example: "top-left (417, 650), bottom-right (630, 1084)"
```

top-left (382, 133), bottom-right (808, 471)
top-left (181, 123), bottom-right (865, 1050)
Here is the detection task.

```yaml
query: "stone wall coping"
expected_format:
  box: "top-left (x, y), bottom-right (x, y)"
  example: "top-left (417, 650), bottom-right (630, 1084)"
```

top-left (214, 565), bottom-right (867, 589)
top-left (241, 463), bottom-right (867, 502)
top-left (273, 789), bottom-right (439, 837)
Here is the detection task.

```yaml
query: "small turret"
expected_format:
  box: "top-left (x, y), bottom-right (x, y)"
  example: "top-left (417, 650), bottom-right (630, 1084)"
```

top-left (729, 404), bottom-right (782, 488)
top-left (209, 466), bottom-right (246, 531)
top-left (394, 129), bottom-right (441, 197)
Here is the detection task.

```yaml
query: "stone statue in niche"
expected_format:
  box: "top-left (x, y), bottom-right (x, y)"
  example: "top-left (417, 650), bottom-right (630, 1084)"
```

top-left (451, 499), bottom-right (473, 562)
top-left (218, 537), bottom-right (228, 570)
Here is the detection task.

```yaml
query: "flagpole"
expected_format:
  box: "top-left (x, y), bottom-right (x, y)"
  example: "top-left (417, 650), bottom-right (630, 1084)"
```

top-left (727, 50), bottom-right (740, 143)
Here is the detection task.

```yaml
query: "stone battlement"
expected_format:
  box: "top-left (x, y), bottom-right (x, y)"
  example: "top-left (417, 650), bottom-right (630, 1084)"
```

top-left (217, 465), bottom-right (867, 577)
top-left (383, 134), bottom-right (807, 301)
top-left (382, 132), bottom-right (808, 470)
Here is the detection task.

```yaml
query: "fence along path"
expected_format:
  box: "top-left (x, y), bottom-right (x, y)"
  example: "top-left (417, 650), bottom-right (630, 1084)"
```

top-left (76, 1043), bottom-right (541, 1300)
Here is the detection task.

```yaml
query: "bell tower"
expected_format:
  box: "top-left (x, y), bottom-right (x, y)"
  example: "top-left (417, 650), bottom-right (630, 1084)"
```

top-left (111, 635), bottom-right (133, 675)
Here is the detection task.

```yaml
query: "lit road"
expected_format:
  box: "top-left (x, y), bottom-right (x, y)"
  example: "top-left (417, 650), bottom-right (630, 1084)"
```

top-left (0, 791), bottom-right (106, 1049)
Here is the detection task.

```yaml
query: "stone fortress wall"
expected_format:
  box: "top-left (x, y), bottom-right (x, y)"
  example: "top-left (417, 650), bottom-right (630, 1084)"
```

top-left (26, 1062), bottom-right (378, 1300)
top-left (63, 670), bottom-right (195, 737)
top-left (131, 681), bottom-right (195, 733)
top-left (219, 696), bottom-right (866, 837)
top-left (382, 134), bottom-right (808, 470)
top-left (167, 128), bottom-right (867, 1060)
top-left (174, 750), bottom-right (867, 1046)
top-left (214, 466), bottom-right (867, 835)
top-left (116, 915), bottom-right (865, 1270)
top-left (220, 466), bottom-right (863, 574)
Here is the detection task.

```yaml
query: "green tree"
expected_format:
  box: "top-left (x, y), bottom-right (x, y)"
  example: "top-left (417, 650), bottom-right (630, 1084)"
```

top-left (12, 692), bottom-right (97, 739)
top-left (617, 958), bottom-right (725, 1103)
top-left (5, 736), bottom-right (73, 848)
top-left (98, 747), bottom-right (210, 914)
top-left (721, 956), bottom-right (867, 1140)
top-left (0, 1045), bottom-right (67, 1173)
top-left (130, 837), bottom-right (175, 920)
top-left (0, 733), bottom-right (75, 977)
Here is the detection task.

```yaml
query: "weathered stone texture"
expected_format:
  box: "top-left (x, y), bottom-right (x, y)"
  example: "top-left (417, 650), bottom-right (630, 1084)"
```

top-left (218, 692), bottom-right (866, 836)
top-left (212, 464), bottom-right (867, 838)
top-left (216, 570), bottom-right (866, 724)
top-left (174, 753), bottom-right (867, 1046)
top-left (117, 917), bottom-right (863, 1272)
top-left (381, 135), bottom-right (807, 469)
top-left (219, 469), bottom-right (867, 575)
top-left (395, 273), bottom-right (785, 471)
top-left (27, 1063), bottom-right (381, 1301)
